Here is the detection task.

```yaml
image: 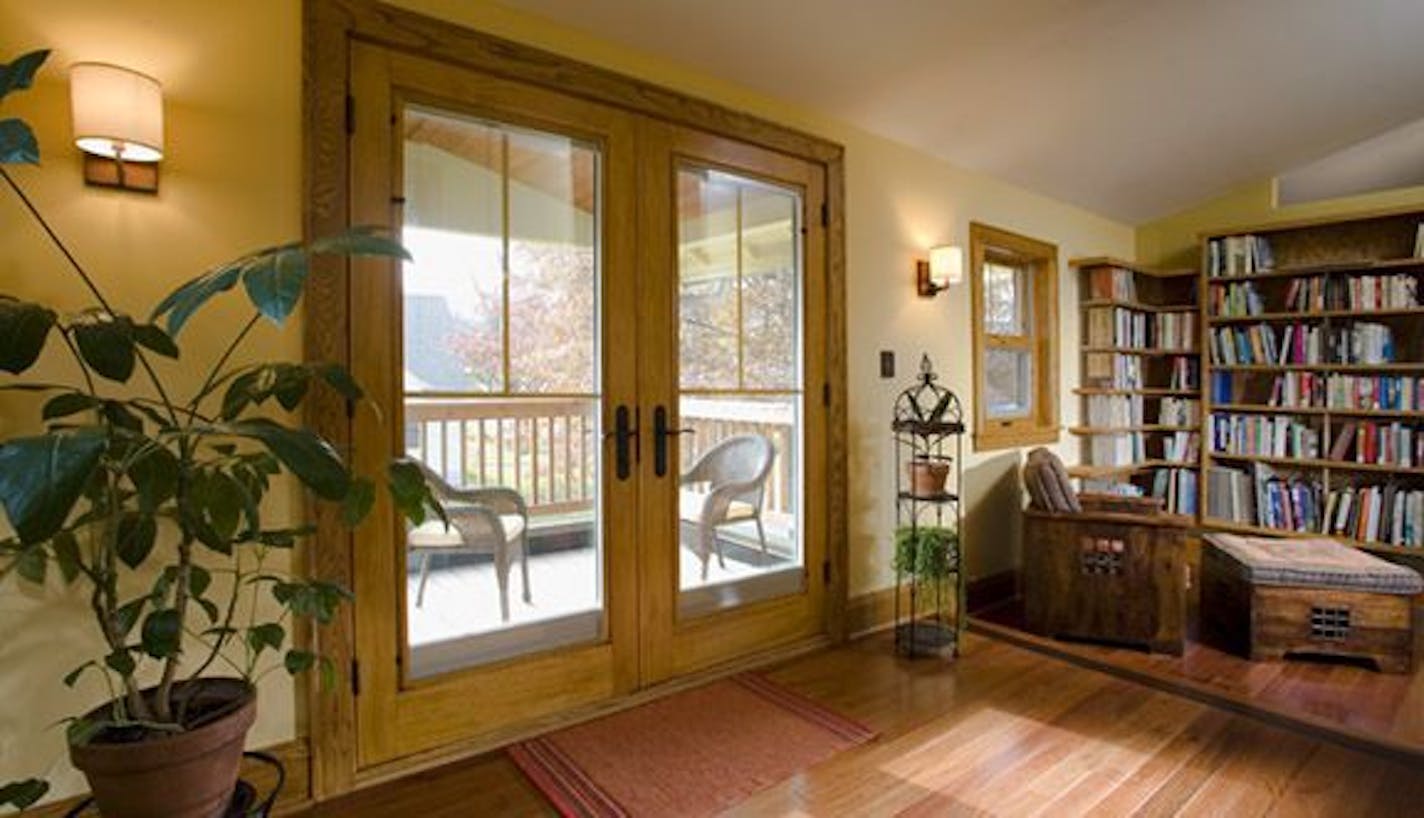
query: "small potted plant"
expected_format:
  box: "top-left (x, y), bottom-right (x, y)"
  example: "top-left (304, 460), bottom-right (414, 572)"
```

top-left (906, 454), bottom-right (951, 498)
top-left (0, 50), bottom-right (443, 817)
top-left (893, 525), bottom-right (959, 587)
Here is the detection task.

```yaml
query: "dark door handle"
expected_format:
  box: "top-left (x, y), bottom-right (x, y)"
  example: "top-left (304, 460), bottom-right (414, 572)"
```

top-left (653, 405), bottom-right (694, 478)
top-left (604, 405), bottom-right (638, 481)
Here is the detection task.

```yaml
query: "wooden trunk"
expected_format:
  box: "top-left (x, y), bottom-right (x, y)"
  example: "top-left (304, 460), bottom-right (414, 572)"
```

top-left (1023, 509), bottom-right (1189, 655)
top-left (1200, 544), bottom-right (1415, 674)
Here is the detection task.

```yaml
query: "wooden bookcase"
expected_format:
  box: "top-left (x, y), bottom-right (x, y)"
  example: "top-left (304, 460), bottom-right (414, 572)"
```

top-left (1069, 257), bottom-right (1201, 522)
top-left (1199, 207), bottom-right (1424, 557)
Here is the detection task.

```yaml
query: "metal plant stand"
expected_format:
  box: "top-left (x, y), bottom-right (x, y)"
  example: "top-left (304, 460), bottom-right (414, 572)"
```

top-left (892, 355), bottom-right (966, 658)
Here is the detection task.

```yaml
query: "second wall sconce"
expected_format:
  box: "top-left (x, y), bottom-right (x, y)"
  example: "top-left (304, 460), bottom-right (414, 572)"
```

top-left (70, 62), bottom-right (164, 193)
top-left (916, 244), bottom-right (963, 297)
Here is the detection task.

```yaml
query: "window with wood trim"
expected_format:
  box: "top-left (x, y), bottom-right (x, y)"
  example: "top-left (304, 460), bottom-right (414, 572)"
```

top-left (970, 222), bottom-right (1059, 451)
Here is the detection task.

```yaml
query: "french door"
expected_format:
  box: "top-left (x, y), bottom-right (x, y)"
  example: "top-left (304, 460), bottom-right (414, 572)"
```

top-left (347, 43), bottom-right (829, 767)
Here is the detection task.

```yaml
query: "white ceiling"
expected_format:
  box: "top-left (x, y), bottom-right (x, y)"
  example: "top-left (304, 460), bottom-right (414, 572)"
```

top-left (495, 0), bottom-right (1424, 224)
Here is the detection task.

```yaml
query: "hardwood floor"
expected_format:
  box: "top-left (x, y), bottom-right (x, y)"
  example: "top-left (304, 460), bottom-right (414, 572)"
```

top-left (302, 630), bottom-right (1422, 816)
top-left (973, 597), bottom-right (1424, 755)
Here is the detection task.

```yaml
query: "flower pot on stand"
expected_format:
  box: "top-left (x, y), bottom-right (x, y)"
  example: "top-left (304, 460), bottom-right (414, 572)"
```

top-left (69, 679), bottom-right (255, 818)
top-left (907, 458), bottom-right (950, 497)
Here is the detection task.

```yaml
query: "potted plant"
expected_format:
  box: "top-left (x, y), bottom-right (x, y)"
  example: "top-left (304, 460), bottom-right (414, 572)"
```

top-left (893, 525), bottom-right (959, 588)
top-left (0, 50), bottom-right (443, 817)
top-left (906, 454), bottom-right (951, 497)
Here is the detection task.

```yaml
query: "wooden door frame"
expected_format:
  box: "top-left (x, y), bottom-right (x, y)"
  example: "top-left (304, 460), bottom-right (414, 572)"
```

top-left (303, 0), bottom-right (846, 799)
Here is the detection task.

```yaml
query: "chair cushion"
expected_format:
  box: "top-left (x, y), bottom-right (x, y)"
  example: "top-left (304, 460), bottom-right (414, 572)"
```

top-left (407, 514), bottom-right (526, 549)
top-left (1025, 447), bottom-right (1081, 513)
top-left (1205, 533), bottom-right (1423, 595)
top-left (679, 489), bottom-right (756, 523)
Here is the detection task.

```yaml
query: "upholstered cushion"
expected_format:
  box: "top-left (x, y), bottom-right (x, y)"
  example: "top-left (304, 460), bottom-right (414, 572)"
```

top-left (679, 489), bottom-right (756, 523)
top-left (1025, 447), bottom-right (1081, 513)
top-left (408, 514), bottom-right (526, 549)
top-left (1205, 533), bottom-right (1424, 595)
top-left (1023, 460), bottom-right (1052, 511)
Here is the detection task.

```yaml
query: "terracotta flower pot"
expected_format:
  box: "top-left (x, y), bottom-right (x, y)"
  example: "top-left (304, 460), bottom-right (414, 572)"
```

top-left (908, 459), bottom-right (950, 497)
top-left (69, 678), bottom-right (256, 818)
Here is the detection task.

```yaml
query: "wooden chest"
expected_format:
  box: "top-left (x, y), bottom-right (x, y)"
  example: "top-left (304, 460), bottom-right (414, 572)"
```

top-left (1200, 535), bottom-right (1418, 674)
top-left (1023, 508), bottom-right (1190, 655)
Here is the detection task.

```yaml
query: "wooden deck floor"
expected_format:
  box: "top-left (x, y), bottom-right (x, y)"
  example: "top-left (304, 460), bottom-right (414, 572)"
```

top-left (303, 631), bottom-right (1423, 817)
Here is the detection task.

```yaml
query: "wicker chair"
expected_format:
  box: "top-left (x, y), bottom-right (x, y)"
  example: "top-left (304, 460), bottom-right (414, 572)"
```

top-left (679, 434), bottom-right (776, 581)
top-left (408, 463), bottom-right (530, 622)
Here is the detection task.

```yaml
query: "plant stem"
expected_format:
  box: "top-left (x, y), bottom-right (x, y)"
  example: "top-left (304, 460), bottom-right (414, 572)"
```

top-left (153, 534), bottom-right (193, 723)
top-left (190, 312), bottom-right (261, 412)
top-left (0, 166), bottom-right (181, 426)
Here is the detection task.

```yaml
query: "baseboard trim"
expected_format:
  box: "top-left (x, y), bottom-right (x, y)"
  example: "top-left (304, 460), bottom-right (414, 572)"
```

top-left (28, 737), bottom-right (311, 817)
top-left (846, 570), bottom-right (1020, 639)
top-left (967, 570), bottom-right (1018, 613)
top-left (968, 617), bottom-right (1423, 767)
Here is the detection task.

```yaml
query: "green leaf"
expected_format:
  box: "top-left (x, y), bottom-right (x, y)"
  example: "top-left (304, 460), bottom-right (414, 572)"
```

top-left (104, 647), bottom-right (136, 676)
top-left (127, 444), bottom-right (179, 511)
top-left (114, 598), bottom-right (146, 637)
top-left (313, 363), bottom-right (363, 401)
top-left (42, 392), bottom-right (100, 421)
top-left (0, 118), bottom-right (38, 164)
top-left (15, 546), bottom-right (46, 584)
top-left (62, 660), bottom-right (97, 688)
top-left (387, 458), bottom-right (448, 528)
top-left (0, 777), bottom-right (49, 810)
top-left (283, 649), bottom-right (316, 675)
top-left (70, 310), bottom-right (136, 383)
top-left (319, 656), bottom-right (337, 691)
top-left (224, 419), bottom-right (350, 501)
top-left (0, 296), bottom-right (56, 373)
top-left (242, 247), bottom-right (308, 326)
top-left (51, 530), bottom-right (82, 583)
top-left (101, 400), bottom-right (144, 433)
top-left (253, 526), bottom-right (315, 548)
top-left (132, 323), bottom-right (179, 358)
top-left (310, 226), bottom-right (411, 261)
top-left (189, 565), bottom-right (212, 598)
top-left (149, 264), bottom-right (244, 337)
top-left (197, 597), bottom-right (220, 623)
top-left (246, 622), bottom-right (285, 655)
top-left (0, 49), bottom-right (49, 98)
top-left (341, 477), bottom-right (375, 527)
top-left (66, 717), bottom-right (105, 748)
top-left (140, 609), bottom-right (182, 658)
top-left (116, 513), bottom-right (157, 568)
top-left (272, 580), bottom-right (350, 625)
top-left (0, 429), bottom-right (107, 544)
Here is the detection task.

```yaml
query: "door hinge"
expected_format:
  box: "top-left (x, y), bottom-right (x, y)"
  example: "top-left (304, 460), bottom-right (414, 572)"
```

top-left (350, 658), bottom-right (360, 697)
top-left (820, 201), bottom-right (829, 227)
top-left (822, 382), bottom-right (831, 407)
top-left (822, 560), bottom-right (832, 584)
top-left (345, 94), bottom-right (355, 135)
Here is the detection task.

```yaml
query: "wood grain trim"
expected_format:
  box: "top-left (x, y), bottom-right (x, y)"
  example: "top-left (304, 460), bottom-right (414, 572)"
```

top-left (845, 586), bottom-right (899, 637)
top-left (329, 0), bottom-right (842, 164)
top-left (824, 152), bottom-right (849, 642)
top-left (968, 618), bottom-right (1424, 766)
top-left (28, 738), bottom-right (312, 818)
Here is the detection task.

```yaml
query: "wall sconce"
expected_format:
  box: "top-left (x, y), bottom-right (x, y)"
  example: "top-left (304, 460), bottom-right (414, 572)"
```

top-left (70, 62), bottom-right (163, 193)
top-left (916, 244), bottom-right (963, 297)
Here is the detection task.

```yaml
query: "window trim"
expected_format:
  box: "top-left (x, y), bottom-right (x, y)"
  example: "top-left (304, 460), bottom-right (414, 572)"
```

top-left (969, 222), bottom-right (1060, 451)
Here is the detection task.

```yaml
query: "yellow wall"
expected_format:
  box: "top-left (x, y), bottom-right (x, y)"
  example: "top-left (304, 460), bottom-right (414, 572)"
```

top-left (0, 0), bottom-right (1132, 801)
top-left (1137, 178), bottom-right (1424, 268)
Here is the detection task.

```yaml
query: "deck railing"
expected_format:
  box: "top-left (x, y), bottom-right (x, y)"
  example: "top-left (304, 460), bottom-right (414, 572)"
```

top-left (405, 395), bottom-right (797, 518)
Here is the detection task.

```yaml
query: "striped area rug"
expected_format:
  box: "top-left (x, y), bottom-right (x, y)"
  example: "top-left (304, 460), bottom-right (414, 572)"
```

top-left (508, 672), bottom-right (876, 817)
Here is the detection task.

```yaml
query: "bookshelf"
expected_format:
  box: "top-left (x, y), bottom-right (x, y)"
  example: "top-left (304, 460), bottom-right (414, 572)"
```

top-left (1200, 207), bottom-right (1424, 555)
top-left (1069, 257), bottom-right (1201, 519)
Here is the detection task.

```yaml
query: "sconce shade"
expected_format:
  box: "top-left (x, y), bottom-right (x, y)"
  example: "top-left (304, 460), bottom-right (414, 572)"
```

top-left (70, 63), bottom-right (164, 162)
top-left (929, 244), bottom-right (964, 287)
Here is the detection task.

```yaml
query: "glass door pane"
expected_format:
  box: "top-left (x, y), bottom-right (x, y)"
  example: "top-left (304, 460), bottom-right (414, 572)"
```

top-left (400, 106), bottom-right (603, 677)
top-left (675, 166), bottom-right (804, 616)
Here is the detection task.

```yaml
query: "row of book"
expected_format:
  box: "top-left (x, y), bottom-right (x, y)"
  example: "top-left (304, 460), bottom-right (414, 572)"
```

top-left (1153, 312), bottom-right (1197, 351)
top-left (1085, 352), bottom-right (1143, 389)
top-left (1208, 281), bottom-right (1265, 317)
top-left (1324, 273), bottom-right (1420, 312)
top-left (1210, 322), bottom-right (1399, 366)
top-left (1329, 421), bottom-right (1424, 467)
top-left (1268, 371), bottom-right (1326, 408)
top-left (1159, 397), bottom-right (1200, 426)
top-left (1086, 306), bottom-right (1149, 348)
top-left (1207, 465), bottom-right (1424, 548)
top-left (1207, 234), bottom-right (1274, 277)
top-left (1168, 357), bottom-right (1199, 391)
top-left (1086, 394), bottom-right (1143, 427)
top-left (1325, 374), bottom-right (1424, 412)
top-left (1089, 432), bottom-right (1146, 466)
top-left (1151, 467), bottom-right (1199, 517)
top-left (1163, 430), bottom-right (1200, 461)
top-left (1085, 266), bottom-right (1137, 301)
top-left (1323, 485), bottom-right (1424, 547)
top-left (1209, 413), bottom-right (1321, 459)
top-left (1283, 277), bottom-right (1326, 312)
